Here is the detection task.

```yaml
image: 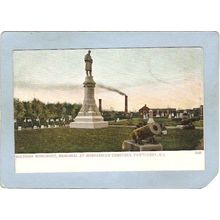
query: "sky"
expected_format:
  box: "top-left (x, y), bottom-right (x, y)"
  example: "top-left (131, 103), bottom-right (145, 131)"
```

top-left (14, 48), bottom-right (203, 111)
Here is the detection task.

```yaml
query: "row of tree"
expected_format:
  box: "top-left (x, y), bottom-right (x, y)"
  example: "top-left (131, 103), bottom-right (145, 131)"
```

top-left (14, 98), bottom-right (81, 122)
top-left (14, 99), bottom-right (135, 129)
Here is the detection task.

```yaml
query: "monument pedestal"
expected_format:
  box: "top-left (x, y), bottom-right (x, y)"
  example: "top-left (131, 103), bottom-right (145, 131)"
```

top-left (70, 112), bottom-right (108, 129)
top-left (70, 76), bottom-right (108, 129)
top-left (122, 140), bottom-right (163, 151)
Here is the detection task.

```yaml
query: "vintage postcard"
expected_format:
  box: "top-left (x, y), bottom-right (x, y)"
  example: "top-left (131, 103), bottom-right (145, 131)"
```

top-left (0, 32), bottom-right (218, 188)
top-left (14, 47), bottom-right (204, 172)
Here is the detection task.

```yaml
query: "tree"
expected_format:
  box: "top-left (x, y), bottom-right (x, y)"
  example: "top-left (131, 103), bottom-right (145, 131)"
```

top-left (14, 99), bottom-right (25, 120)
top-left (55, 102), bottom-right (63, 118)
top-left (14, 98), bottom-right (82, 122)
top-left (73, 104), bottom-right (81, 116)
top-left (43, 104), bottom-right (50, 119)
top-left (46, 103), bottom-right (57, 118)
top-left (31, 98), bottom-right (44, 119)
top-left (23, 101), bottom-right (33, 118)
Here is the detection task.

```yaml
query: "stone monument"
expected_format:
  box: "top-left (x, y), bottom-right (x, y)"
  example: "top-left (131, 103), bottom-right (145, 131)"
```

top-left (147, 109), bottom-right (155, 123)
top-left (70, 50), bottom-right (108, 129)
top-left (156, 109), bottom-right (160, 118)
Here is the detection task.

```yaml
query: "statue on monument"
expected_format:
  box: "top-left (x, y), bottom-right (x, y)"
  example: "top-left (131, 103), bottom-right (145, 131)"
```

top-left (70, 49), bottom-right (108, 129)
top-left (84, 50), bottom-right (93, 76)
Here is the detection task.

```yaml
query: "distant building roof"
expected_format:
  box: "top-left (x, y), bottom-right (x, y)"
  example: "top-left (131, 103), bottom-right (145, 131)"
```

top-left (139, 104), bottom-right (150, 112)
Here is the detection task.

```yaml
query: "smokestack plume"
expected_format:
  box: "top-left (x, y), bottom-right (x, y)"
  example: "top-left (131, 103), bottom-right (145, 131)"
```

top-left (99, 99), bottom-right (102, 112)
top-left (97, 84), bottom-right (126, 96)
top-left (125, 95), bottom-right (128, 113)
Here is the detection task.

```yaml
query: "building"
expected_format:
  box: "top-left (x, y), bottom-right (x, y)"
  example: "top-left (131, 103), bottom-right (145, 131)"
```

top-left (138, 104), bottom-right (203, 119)
top-left (151, 108), bottom-right (176, 118)
top-left (138, 104), bottom-right (150, 119)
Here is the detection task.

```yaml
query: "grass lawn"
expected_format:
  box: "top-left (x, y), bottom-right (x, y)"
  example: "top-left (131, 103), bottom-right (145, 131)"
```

top-left (15, 127), bottom-right (133, 153)
top-left (110, 117), bottom-right (203, 127)
top-left (15, 127), bottom-right (203, 153)
top-left (109, 118), bottom-right (141, 126)
top-left (193, 120), bottom-right (203, 127)
top-left (154, 118), bottom-right (178, 126)
top-left (155, 129), bottom-right (203, 150)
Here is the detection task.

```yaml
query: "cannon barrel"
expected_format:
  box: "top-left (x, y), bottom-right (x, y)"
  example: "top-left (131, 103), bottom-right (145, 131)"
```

top-left (180, 117), bottom-right (200, 125)
top-left (132, 122), bottom-right (162, 143)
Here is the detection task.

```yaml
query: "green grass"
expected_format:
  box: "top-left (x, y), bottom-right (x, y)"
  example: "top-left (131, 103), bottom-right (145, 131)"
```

top-left (109, 118), bottom-right (141, 126)
top-left (155, 129), bottom-right (203, 150)
top-left (193, 120), bottom-right (203, 127)
top-left (15, 127), bottom-right (203, 153)
top-left (109, 117), bottom-right (176, 126)
top-left (15, 127), bottom-right (133, 153)
top-left (154, 118), bottom-right (178, 126)
top-left (109, 117), bottom-right (203, 127)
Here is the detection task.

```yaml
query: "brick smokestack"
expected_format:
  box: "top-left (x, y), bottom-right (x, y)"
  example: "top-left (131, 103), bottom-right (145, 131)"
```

top-left (99, 99), bottom-right (102, 112)
top-left (125, 95), bottom-right (128, 113)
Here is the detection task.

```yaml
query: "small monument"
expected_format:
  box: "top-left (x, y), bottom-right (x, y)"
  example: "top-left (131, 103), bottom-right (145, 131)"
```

top-left (147, 109), bottom-right (155, 123)
top-left (70, 50), bottom-right (108, 129)
top-left (143, 113), bottom-right (148, 120)
top-left (156, 109), bottom-right (160, 117)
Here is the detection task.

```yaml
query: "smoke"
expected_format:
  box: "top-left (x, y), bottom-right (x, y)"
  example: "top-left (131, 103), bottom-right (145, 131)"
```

top-left (97, 84), bottom-right (127, 96)
top-left (15, 81), bottom-right (127, 96)
top-left (15, 81), bottom-right (81, 91)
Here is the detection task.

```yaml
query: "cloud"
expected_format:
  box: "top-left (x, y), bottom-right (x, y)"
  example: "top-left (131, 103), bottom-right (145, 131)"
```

top-left (15, 81), bottom-right (81, 91)
top-left (13, 48), bottom-right (203, 109)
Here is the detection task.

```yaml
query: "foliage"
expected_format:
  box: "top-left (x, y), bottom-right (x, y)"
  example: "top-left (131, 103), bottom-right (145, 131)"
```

top-left (102, 111), bottom-right (132, 121)
top-left (14, 99), bottom-right (25, 119)
top-left (14, 98), bottom-right (81, 122)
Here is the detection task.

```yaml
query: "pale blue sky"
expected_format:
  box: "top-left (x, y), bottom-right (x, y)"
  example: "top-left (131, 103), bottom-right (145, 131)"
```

top-left (14, 48), bottom-right (203, 111)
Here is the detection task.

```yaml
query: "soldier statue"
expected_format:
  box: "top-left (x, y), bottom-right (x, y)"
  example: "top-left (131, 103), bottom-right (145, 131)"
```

top-left (84, 50), bottom-right (93, 76)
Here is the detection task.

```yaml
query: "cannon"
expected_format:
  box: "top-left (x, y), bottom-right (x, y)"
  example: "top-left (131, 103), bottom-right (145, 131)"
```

top-left (177, 116), bottom-right (200, 129)
top-left (132, 122), bottom-right (162, 144)
top-left (180, 117), bottom-right (199, 125)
